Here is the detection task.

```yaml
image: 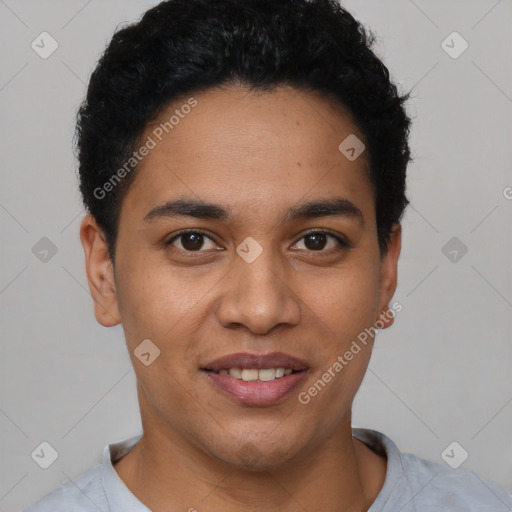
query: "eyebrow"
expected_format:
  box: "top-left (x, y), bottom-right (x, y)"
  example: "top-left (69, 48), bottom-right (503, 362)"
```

top-left (143, 196), bottom-right (364, 225)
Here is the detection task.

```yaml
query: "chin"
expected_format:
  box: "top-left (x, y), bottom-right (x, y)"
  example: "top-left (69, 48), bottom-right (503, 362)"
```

top-left (206, 435), bottom-right (302, 471)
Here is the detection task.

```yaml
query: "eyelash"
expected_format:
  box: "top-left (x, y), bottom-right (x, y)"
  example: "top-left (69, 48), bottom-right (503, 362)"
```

top-left (164, 229), bottom-right (351, 256)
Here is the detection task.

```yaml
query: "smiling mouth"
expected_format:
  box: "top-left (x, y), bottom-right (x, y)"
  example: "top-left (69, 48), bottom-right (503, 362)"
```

top-left (202, 368), bottom-right (308, 406)
top-left (200, 351), bottom-right (309, 405)
top-left (203, 367), bottom-right (301, 382)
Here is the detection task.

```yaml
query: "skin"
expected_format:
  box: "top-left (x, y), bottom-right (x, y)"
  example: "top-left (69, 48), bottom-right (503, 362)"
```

top-left (80, 85), bottom-right (401, 512)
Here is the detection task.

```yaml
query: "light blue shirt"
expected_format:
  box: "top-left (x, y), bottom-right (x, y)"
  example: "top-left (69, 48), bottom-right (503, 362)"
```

top-left (23, 427), bottom-right (512, 511)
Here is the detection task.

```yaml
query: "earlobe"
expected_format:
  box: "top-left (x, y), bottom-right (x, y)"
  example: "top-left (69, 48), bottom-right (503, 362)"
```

top-left (79, 214), bottom-right (121, 327)
top-left (376, 223), bottom-right (402, 329)
top-left (376, 305), bottom-right (394, 330)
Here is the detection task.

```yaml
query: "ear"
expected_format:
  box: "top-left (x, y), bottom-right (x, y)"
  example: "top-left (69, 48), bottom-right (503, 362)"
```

top-left (79, 214), bottom-right (121, 327)
top-left (376, 223), bottom-right (402, 329)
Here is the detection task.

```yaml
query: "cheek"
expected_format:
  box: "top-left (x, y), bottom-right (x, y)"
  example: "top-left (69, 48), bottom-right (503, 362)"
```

top-left (116, 262), bottom-right (205, 409)
top-left (304, 262), bottom-right (380, 343)
top-left (115, 253), bottom-right (198, 342)
top-left (297, 257), bottom-right (380, 407)
top-left (114, 255), bottom-right (218, 395)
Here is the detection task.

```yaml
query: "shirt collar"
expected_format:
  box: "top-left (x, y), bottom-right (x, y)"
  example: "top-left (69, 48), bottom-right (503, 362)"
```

top-left (352, 427), bottom-right (409, 510)
top-left (101, 433), bottom-right (149, 511)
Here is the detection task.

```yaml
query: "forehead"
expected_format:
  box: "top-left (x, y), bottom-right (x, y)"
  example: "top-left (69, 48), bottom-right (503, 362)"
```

top-left (121, 85), bottom-right (374, 223)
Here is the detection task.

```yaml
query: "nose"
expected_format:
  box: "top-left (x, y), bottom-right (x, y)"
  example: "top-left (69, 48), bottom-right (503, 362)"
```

top-left (216, 249), bottom-right (302, 335)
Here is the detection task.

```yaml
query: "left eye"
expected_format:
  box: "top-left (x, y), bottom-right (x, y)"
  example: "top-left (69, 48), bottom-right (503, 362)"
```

top-left (292, 232), bottom-right (347, 252)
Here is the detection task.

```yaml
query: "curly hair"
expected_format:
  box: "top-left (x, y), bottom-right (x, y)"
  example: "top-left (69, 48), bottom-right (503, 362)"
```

top-left (76, 0), bottom-right (412, 265)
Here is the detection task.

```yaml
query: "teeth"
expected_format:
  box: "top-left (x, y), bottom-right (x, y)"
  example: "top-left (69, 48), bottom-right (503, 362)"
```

top-left (229, 368), bottom-right (242, 379)
top-left (241, 369), bottom-right (259, 381)
top-left (219, 367), bottom-right (294, 381)
top-left (258, 368), bottom-right (276, 381)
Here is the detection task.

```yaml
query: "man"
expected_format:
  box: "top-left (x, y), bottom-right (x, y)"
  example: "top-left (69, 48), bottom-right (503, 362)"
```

top-left (24, 0), bottom-right (512, 510)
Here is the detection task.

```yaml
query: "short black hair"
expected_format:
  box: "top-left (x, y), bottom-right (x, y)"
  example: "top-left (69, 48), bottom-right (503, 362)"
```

top-left (76, 0), bottom-right (412, 265)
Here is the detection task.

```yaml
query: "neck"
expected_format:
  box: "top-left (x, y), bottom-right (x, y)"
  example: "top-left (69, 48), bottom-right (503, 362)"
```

top-left (114, 419), bottom-right (386, 512)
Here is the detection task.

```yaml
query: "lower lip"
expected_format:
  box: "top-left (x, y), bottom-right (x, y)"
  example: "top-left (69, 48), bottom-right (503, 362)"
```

top-left (203, 370), bottom-right (308, 406)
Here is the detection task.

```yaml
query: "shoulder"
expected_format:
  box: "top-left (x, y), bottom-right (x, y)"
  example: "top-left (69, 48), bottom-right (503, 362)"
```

top-left (22, 464), bottom-right (106, 512)
top-left (353, 428), bottom-right (512, 511)
top-left (400, 451), bottom-right (512, 510)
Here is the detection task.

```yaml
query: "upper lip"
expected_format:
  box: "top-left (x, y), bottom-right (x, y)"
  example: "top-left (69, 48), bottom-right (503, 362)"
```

top-left (202, 352), bottom-right (309, 371)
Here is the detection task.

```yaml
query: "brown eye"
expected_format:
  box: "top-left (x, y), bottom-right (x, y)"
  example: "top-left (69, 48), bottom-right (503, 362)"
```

top-left (304, 233), bottom-right (328, 250)
top-left (292, 231), bottom-right (348, 252)
top-left (166, 231), bottom-right (217, 252)
top-left (180, 232), bottom-right (204, 251)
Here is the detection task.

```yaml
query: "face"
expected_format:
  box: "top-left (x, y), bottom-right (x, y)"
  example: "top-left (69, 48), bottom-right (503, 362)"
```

top-left (81, 85), bottom-right (401, 469)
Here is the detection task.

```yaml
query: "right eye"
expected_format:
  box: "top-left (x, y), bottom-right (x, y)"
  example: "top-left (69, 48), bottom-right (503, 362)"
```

top-left (165, 230), bottom-right (219, 253)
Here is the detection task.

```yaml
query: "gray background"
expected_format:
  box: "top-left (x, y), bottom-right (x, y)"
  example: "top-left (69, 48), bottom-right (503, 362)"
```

top-left (1, 0), bottom-right (511, 510)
